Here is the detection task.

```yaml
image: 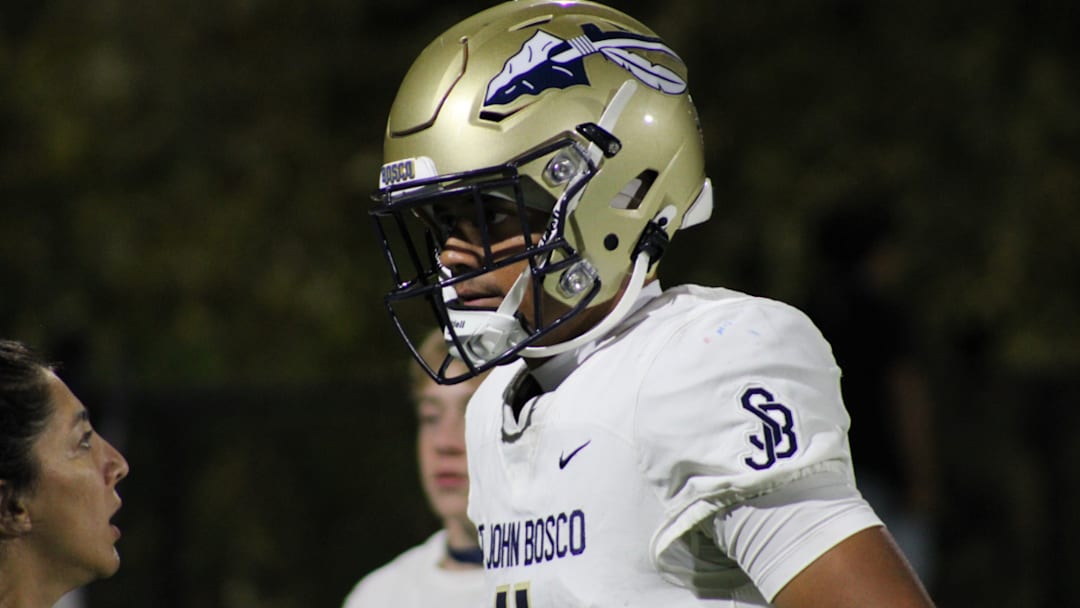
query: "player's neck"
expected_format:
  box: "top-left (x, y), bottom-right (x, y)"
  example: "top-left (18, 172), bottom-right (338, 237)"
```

top-left (441, 516), bottom-right (482, 570)
top-left (445, 516), bottom-right (478, 547)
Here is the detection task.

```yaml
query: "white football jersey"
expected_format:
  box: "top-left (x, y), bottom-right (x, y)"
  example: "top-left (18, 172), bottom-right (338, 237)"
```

top-left (466, 283), bottom-right (881, 606)
top-left (341, 530), bottom-right (485, 608)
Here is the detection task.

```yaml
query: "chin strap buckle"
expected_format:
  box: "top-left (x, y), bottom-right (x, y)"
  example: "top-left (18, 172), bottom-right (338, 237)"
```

top-left (632, 204), bottom-right (678, 270)
top-left (632, 220), bottom-right (670, 271)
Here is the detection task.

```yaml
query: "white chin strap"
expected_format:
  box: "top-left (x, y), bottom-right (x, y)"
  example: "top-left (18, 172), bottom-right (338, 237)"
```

top-left (521, 249), bottom-right (651, 358)
top-left (444, 251), bottom-right (651, 365)
top-left (444, 269), bottom-right (531, 366)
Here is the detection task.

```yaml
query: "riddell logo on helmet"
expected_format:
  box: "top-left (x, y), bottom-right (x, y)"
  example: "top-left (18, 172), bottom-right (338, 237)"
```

top-left (484, 23), bottom-right (687, 108)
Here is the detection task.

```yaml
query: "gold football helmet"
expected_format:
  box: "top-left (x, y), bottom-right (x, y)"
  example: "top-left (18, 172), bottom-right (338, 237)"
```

top-left (372, 0), bottom-right (713, 382)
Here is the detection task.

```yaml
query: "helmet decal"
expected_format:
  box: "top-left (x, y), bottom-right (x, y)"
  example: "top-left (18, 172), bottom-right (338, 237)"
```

top-left (378, 156), bottom-right (438, 189)
top-left (484, 23), bottom-right (687, 107)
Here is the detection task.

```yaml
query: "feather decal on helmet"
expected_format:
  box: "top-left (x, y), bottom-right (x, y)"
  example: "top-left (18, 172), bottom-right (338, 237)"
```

top-left (484, 24), bottom-right (686, 107)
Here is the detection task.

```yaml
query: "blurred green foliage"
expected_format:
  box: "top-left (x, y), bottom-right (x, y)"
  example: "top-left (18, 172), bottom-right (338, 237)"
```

top-left (1, 1), bottom-right (1077, 607)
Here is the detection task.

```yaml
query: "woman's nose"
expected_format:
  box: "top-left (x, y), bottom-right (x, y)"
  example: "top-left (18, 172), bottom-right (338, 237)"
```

top-left (104, 439), bottom-right (130, 485)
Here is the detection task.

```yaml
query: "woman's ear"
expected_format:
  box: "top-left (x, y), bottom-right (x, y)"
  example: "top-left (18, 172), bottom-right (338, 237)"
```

top-left (0, 480), bottom-right (32, 537)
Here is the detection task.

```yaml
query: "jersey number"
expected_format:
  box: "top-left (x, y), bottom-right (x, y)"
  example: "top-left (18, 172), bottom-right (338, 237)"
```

top-left (495, 582), bottom-right (530, 608)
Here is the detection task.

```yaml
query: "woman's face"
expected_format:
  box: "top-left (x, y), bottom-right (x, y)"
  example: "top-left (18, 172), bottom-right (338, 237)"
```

top-left (21, 372), bottom-right (129, 584)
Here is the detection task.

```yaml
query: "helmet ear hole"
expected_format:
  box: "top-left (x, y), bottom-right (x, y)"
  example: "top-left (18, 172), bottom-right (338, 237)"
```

top-left (610, 170), bottom-right (658, 211)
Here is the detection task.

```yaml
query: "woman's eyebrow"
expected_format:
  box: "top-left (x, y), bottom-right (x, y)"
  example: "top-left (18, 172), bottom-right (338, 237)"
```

top-left (71, 408), bottom-right (89, 429)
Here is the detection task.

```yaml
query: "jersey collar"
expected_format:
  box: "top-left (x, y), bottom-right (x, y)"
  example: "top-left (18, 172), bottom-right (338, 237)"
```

top-left (531, 280), bottom-right (664, 392)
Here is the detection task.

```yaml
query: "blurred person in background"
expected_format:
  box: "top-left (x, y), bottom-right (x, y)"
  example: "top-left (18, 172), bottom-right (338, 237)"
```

top-left (341, 331), bottom-right (486, 607)
top-left (0, 340), bottom-right (129, 608)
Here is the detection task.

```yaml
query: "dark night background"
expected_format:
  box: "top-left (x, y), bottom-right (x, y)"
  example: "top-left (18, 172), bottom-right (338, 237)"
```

top-left (2, 1), bottom-right (1077, 606)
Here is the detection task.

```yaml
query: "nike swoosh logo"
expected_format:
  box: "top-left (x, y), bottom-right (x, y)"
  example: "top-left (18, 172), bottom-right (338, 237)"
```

top-left (558, 440), bottom-right (592, 470)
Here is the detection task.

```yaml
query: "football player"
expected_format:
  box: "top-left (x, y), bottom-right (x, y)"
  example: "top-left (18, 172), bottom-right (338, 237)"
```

top-left (369, 1), bottom-right (935, 606)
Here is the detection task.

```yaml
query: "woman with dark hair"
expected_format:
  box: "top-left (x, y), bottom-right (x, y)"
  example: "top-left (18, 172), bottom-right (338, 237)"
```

top-left (0, 340), bottom-right (129, 607)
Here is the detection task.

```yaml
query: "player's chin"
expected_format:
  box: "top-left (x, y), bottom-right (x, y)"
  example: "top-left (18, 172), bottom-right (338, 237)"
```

top-left (433, 484), bottom-right (469, 502)
top-left (432, 494), bottom-right (469, 518)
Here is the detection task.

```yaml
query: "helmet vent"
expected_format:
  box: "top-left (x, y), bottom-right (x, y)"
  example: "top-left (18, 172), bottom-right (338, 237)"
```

top-left (478, 104), bottom-right (528, 123)
top-left (509, 15), bottom-right (554, 32)
top-left (609, 170), bottom-right (657, 211)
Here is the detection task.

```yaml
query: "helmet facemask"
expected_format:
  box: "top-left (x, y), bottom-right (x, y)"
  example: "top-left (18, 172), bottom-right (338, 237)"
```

top-left (372, 135), bottom-right (604, 383)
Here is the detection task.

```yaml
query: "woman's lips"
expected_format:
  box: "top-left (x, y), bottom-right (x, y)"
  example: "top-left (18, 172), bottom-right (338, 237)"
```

top-left (110, 502), bottom-right (122, 540)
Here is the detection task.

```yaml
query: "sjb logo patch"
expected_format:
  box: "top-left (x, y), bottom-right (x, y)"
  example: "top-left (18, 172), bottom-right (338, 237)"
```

top-left (740, 387), bottom-right (798, 470)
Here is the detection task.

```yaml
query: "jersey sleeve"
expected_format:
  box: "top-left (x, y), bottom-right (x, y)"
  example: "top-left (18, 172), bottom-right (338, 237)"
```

top-left (631, 294), bottom-right (861, 582)
top-left (711, 471), bottom-right (883, 600)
